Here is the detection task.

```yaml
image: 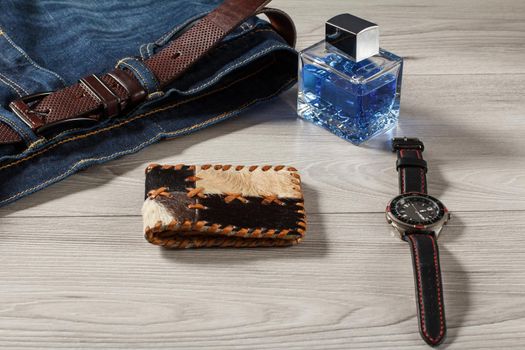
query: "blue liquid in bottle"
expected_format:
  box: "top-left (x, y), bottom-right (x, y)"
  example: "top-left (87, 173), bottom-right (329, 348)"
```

top-left (298, 42), bottom-right (403, 145)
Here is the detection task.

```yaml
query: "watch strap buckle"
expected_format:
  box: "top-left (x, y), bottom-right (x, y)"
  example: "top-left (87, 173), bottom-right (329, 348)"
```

top-left (392, 137), bottom-right (425, 152)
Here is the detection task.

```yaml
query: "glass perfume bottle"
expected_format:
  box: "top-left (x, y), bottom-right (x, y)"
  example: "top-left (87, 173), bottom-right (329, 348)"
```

top-left (298, 14), bottom-right (403, 145)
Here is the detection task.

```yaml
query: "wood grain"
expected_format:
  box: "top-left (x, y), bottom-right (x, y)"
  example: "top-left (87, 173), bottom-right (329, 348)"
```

top-left (2, 74), bottom-right (524, 217)
top-left (1, 0), bottom-right (525, 349)
top-left (1, 213), bottom-right (524, 349)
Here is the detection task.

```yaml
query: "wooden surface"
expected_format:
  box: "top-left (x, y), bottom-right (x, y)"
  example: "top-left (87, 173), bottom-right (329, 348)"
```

top-left (1, 0), bottom-right (525, 348)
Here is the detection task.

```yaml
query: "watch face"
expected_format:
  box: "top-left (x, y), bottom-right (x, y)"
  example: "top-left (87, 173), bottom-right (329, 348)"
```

top-left (389, 194), bottom-right (446, 226)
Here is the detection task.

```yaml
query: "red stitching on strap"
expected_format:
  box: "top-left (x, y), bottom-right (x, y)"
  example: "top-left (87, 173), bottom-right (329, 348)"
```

top-left (400, 150), bottom-right (406, 193)
top-left (429, 234), bottom-right (445, 340)
top-left (408, 234), bottom-right (445, 345)
top-left (408, 235), bottom-right (427, 339)
top-left (415, 150), bottom-right (426, 193)
top-left (420, 168), bottom-right (426, 193)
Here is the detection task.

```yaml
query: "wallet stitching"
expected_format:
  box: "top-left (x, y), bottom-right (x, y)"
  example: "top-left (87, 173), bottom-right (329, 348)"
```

top-left (144, 164), bottom-right (306, 248)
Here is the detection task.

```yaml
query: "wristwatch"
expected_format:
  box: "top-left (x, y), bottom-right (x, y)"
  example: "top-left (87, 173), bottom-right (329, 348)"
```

top-left (385, 137), bottom-right (451, 346)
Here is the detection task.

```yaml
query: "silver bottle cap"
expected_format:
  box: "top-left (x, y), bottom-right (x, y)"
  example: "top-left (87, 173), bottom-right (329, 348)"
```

top-left (326, 14), bottom-right (379, 62)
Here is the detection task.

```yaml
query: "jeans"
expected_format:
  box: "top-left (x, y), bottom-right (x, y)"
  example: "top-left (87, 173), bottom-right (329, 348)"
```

top-left (0, 0), bottom-right (297, 206)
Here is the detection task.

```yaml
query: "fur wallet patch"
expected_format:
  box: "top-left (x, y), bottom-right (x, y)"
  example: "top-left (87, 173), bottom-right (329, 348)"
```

top-left (142, 164), bottom-right (306, 248)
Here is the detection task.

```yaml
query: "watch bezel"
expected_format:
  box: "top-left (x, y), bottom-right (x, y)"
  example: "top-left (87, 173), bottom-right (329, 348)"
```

top-left (385, 192), bottom-right (449, 239)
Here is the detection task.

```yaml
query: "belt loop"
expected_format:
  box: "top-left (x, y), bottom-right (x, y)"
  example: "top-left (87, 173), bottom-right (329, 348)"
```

top-left (116, 57), bottom-right (162, 97)
top-left (79, 75), bottom-right (121, 119)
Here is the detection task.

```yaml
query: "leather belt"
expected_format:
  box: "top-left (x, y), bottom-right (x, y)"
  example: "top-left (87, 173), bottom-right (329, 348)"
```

top-left (0, 0), bottom-right (295, 145)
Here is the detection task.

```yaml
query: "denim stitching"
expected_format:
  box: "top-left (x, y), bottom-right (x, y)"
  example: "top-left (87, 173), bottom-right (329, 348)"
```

top-left (128, 27), bottom-right (276, 95)
top-left (0, 72), bottom-right (29, 96)
top-left (117, 59), bottom-right (162, 93)
top-left (133, 27), bottom-right (275, 94)
top-left (52, 127), bottom-right (93, 140)
top-left (155, 121), bottom-right (166, 132)
top-left (26, 137), bottom-right (46, 151)
top-left (139, 44), bottom-right (148, 59)
top-left (155, 12), bottom-right (209, 46)
top-left (0, 29), bottom-right (288, 161)
top-left (0, 76), bottom-right (293, 206)
top-left (146, 43), bottom-right (155, 58)
top-left (0, 75), bottom-right (23, 97)
top-left (0, 72), bottom-right (29, 95)
top-left (240, 22), bottom-right (252, 31)
top-left (185, 41), bottom-right (288, 94)
top-left (0, 57), bottom-right (279, 171)
top-left (0, 28), bottom-right (67, 87)
top-left (171, 28), bottom-right (280, 95)
top-left (0, 34), bottom-right (291, 164)
top-left (114, 56), bottom-right (134, 69)
top-left (156, 25), bottom-right (182, 45)
top-left (0, 115), bottom-right (31, 141)
top-left (135, 12), bottom-right (209, 60)
top-left (213, 28), bottom-right (273, 52)
top-left (117, 61), bottom-right (151, 92)
top-left (147, 91), bottom-right (164, 100)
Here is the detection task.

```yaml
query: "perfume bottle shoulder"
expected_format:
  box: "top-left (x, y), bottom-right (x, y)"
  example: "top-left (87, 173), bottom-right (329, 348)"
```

top-left (378, 48), bottom-right (403, 65)
top-left (301, 42), bottom-right (402, 84)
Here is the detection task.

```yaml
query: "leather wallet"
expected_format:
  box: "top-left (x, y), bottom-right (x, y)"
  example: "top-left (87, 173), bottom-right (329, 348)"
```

top-left (142, 164), bottom-right (306, 248)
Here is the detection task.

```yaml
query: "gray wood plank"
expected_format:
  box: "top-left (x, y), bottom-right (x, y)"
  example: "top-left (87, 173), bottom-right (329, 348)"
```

top-left (2, 74), bottom-right (524, 217)
top-left (274, 0), bottom-right (525, 75)
top-left (0, 213), bottom-right (523, 349)
top-left (1, 0), bottom-right (525, 349)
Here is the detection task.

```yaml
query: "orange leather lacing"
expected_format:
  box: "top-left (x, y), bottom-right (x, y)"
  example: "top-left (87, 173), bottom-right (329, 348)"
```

top-left (224, 192), bottom-right (248, 204)
top-left (261, 194), bottom-right (284, 206)
top-left (186, 187), bottom-right (206, 198)
top-left (147, 187), bottom-right (171, 199)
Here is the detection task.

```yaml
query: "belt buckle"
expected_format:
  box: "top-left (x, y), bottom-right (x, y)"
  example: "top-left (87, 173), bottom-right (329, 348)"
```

top-left (9, 91), bottom-right (98, 136)
top-left (9, 92), bottom-right (53, 131)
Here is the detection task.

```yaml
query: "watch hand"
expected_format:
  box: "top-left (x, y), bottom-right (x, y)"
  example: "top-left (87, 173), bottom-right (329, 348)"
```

top-left (410, 203), bottom-right (426, 220)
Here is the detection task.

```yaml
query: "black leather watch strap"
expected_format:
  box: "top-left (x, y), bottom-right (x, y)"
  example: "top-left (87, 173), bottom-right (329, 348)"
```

top-left (392, 137), bottom-right (427, 194)
top-left (405, 232), bottom-right (446, 346)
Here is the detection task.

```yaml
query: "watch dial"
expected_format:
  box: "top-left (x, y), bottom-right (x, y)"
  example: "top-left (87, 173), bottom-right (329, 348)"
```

top-left (390, 194), bottom-right (445, 225)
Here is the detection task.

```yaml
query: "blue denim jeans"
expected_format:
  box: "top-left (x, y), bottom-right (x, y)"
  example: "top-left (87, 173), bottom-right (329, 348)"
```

top-left (0, 0), bottom-right (296, 207)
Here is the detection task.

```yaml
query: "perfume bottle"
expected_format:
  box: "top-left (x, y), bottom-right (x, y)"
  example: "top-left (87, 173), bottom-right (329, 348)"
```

top-left (297, 14), bottom-right (403, 145)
